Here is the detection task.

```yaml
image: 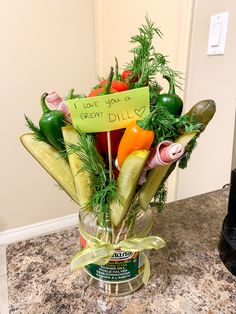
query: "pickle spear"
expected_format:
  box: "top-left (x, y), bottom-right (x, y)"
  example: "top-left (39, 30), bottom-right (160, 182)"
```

top-left (110, 150), bottom-right (149, 227)
top-left (62, 126), bottom-right (92, 210)
top-left (139, 99), bottom-right (216, 210)
top-left (186, 99), bottom-right (216, 132)
top-left (20, 133), bottom-right (79, 203)
top-left (139, 131), bottom-right (197, 210)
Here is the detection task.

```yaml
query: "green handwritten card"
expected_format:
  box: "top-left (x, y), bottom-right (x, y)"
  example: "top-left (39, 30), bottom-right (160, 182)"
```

top-left (67, 87), bottom-right (150, 132)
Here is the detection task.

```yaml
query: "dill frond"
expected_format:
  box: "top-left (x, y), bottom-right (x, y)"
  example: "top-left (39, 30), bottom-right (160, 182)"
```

top-left (154, 183), bottom-right (167, 213)
top-left (126, 15), bottom-right (183, 90)
top-left (151, 107), bottom-right (177, 143)
top-left (149, 81), bottom-right (163, 110)
top-left (24, 115), bottom-right (49, 144)
top-left (65, 131), bottom-right (119, 229)
top-left (179, 136), bottom-right (198, 169)
top-left (138, 106), bottom-right (176, 143)
top-left (138, 106), bottom-right (202, 145)
top-left (159, 68), bottom-right (184, 91)
top-left (176, 114), bottom-right (202, 134)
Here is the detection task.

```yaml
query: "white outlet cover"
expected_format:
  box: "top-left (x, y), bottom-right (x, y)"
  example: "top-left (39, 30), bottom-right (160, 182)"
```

top-left (207, 12), bottom-right (229, 56)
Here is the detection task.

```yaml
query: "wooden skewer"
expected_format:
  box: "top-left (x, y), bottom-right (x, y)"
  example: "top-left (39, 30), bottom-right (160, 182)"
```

top-left (89, 276), bottom-right (94, 285)
top-left (107, 131), bottom-right (114, 295)
top-left (115, 283), bottom-right (119, 295)
top-left (128, 281), bottom-right (134, 292)
top-left (107, 131), bottom-right (113, 181)
top-left (115, 221), bottom-right (126, 244)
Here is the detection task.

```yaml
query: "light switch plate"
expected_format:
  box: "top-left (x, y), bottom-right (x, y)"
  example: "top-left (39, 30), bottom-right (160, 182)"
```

top-left (207, 12), bottom-right (229, 56)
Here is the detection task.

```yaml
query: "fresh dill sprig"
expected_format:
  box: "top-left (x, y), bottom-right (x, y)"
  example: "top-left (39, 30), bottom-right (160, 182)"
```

top-left (24, 114), bottom-right (49, 143)
top-left (150, 107), bottom-right (177, 143)
top-left (159, 67), bottom-right (184, 91)
top-left (149, 81), bottom-right (163, 110)
top-left (138, 106), bottom-right (176, 144)
top-left (153, 183), bottom-right (167, 213)
top-left (179, 136), bottom-right (198, 169)
top-left (126, 15), bottom-right (183, 90)
top-left (177, 113), bottom-right (201, 168)
top-left (176, 114), bottom-right (202, 134)
top-left (153, 163), bottom-right (177, 212)
top-left (66, 131), bottom-right (119, 229)
top-left (138, 106), bottom-right (202, 145)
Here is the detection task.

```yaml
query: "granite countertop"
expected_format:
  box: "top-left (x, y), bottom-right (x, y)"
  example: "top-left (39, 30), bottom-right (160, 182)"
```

top-left (7, 189), bottom-right (236, 313)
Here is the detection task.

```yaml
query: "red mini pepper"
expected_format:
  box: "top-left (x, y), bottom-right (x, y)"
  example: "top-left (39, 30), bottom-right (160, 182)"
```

top-left (88, 86), bottom-right (117, 97)
top-left (88, 66), bottom-right (117, 97)
top-left (88, 67), bottom-right (124, 163)
top-left (121, 69), bottom-right (132, 82)
top-left (99, 79), bottom-right (128, 92)
top-left (99, 58), bottom-right (128, 92)
top-left (96, 130), bottom-right (124, 159)
top-left (121, 69), bottom-right (140, 88)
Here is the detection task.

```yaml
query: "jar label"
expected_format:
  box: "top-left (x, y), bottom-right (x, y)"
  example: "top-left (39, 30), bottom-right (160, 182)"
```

top-left (80, 235), bottom-right (144, 283)
top-left (84, 249), bottom-right (144, 283)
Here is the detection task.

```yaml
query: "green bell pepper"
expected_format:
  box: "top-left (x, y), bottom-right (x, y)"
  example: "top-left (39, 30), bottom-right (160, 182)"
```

top-left (39, 92), bottom-right (65, 152)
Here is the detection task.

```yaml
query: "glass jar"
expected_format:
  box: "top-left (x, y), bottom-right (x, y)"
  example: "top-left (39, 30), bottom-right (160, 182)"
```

top-left (79, 206), bottom-right (153, 296)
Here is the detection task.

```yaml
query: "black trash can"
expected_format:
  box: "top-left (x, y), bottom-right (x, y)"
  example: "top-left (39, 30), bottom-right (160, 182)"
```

top-left (218, 211), bottom-right (236, 276)
top-left (218, 128), bottom-right (236, 276)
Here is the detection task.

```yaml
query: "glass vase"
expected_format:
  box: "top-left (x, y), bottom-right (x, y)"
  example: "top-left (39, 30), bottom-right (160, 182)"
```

top-left (78, 206), bottom-right (153, 296)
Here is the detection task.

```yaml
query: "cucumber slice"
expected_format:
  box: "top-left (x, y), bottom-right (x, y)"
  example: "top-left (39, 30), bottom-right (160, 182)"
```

top-left (20, 133), bottom-right (79, 204)
top-left (139, 131), bottom-right (198, 210)
top-left (110, 150), bottom-right (149, 227)
top-left (62, 126), bottom-right (92, 210)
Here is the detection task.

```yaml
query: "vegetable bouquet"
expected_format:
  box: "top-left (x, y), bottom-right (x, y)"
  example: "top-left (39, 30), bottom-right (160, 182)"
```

top-left (20, 17), bottom-right (216, 295)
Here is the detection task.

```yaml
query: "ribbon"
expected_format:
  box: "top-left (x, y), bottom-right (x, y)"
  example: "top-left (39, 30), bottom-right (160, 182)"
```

top-left (71, 225), bottom-right (166, 285)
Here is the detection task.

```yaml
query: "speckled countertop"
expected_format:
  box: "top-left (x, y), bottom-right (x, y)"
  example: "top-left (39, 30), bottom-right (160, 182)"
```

top-left (7, 189), bottom-right (236, 313)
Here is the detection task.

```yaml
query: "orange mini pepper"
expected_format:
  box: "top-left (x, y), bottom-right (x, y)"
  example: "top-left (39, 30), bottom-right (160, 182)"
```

top-left (117, 120), bottom-right (154, 167)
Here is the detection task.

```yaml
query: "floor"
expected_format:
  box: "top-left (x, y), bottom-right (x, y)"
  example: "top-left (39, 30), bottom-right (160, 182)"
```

top-left (0, 245), bottom-right (9, 314)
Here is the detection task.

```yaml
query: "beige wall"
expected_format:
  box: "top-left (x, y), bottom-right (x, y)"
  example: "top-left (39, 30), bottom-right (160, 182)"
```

top-left (177, 0), bottom-right (236, 199)
top-left (95, 0), bottom-right (193, 77)
top-left (3, 0), bottom-right (229, 231)
top-left (94, 0), bottom-right (194, 200)
top-left (0, 0), bottom-right (97, 231)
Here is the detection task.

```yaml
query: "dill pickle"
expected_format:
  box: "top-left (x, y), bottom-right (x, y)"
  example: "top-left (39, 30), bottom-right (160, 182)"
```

top-left (139, 131), bottom-right (198, 210)
top-left (187, 99), bottom-right (216, 132)
top-left (110, 150), bottom-right (149, 227)
top-left (62, 126), bottom-right (92, 210)
top-left (20, 133), bottom-right (79, 204)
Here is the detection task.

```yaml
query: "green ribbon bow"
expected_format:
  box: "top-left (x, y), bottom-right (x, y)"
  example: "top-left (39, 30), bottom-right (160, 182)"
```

top-left (71, 226), bottom-right (166, 285)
